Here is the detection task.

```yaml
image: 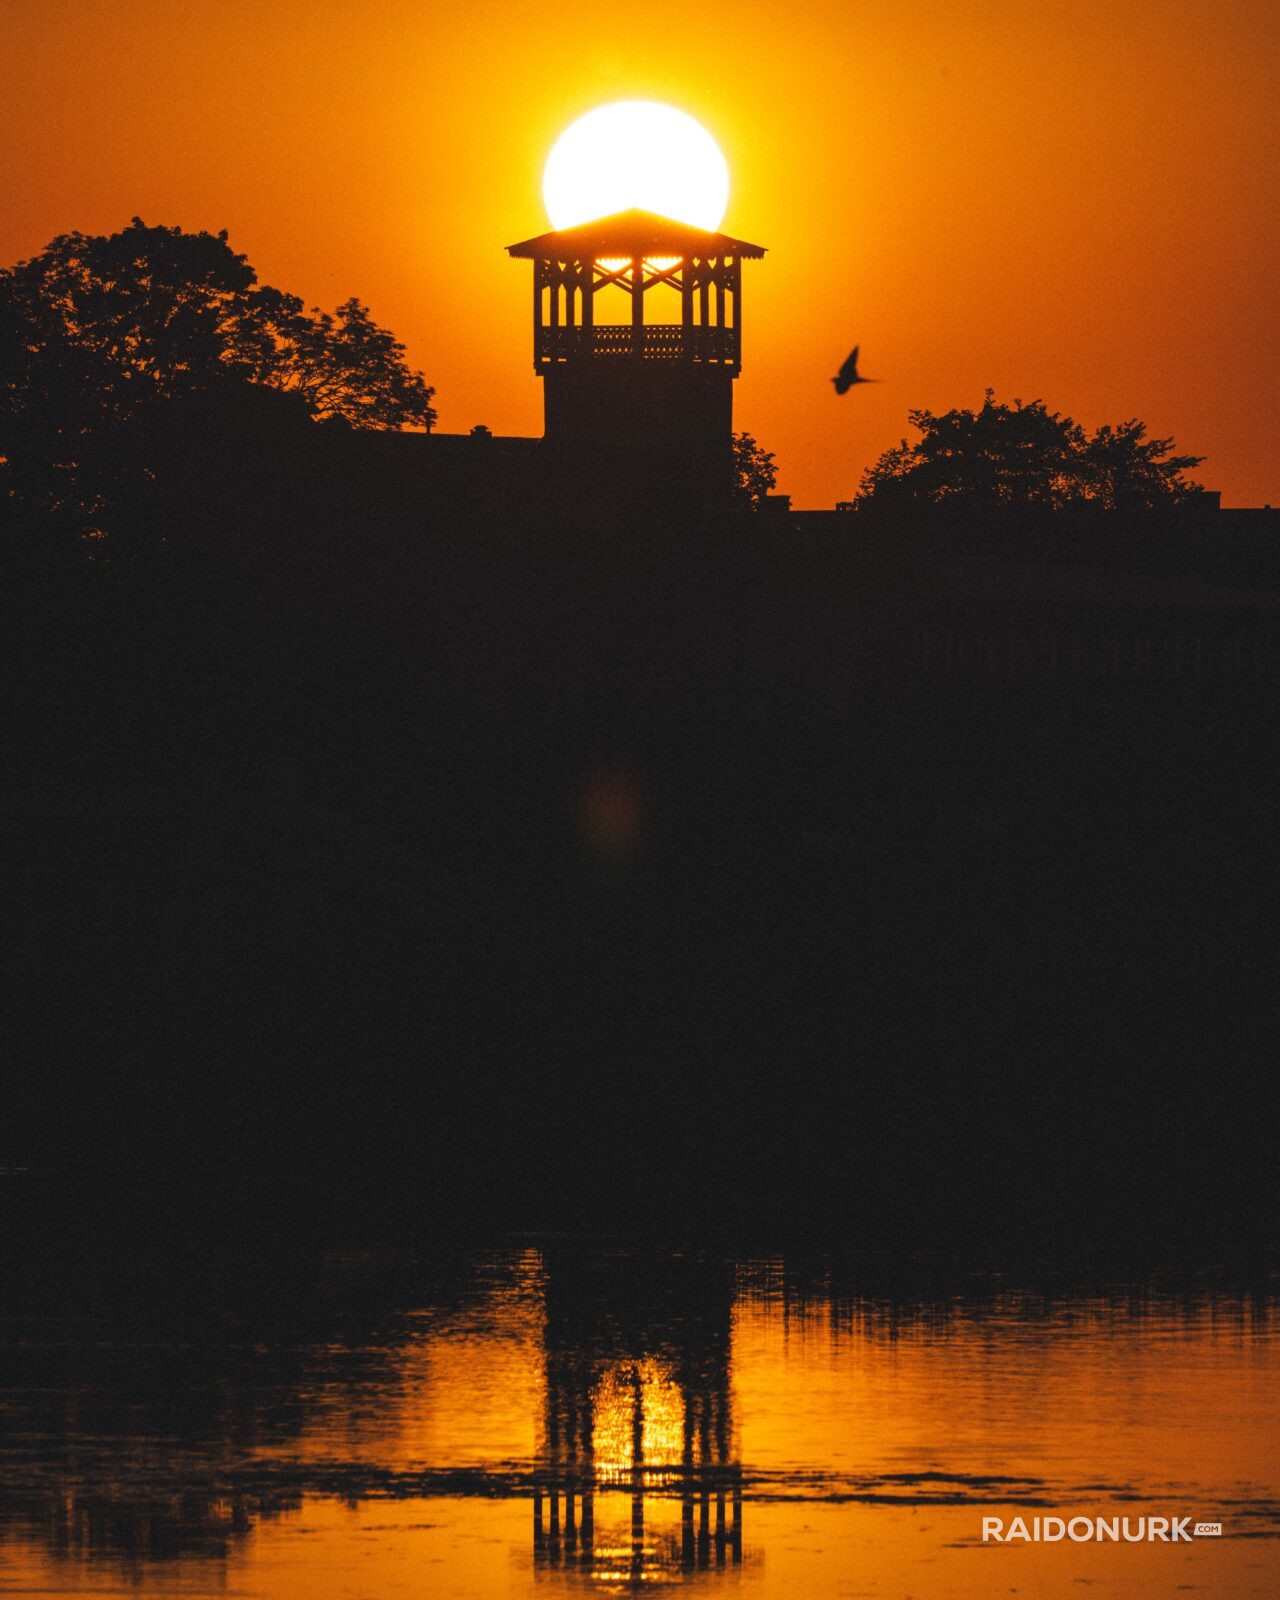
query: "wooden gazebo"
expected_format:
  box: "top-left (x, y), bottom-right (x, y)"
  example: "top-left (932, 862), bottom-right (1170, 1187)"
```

top-left (508, 210), bottom-right (766, 375)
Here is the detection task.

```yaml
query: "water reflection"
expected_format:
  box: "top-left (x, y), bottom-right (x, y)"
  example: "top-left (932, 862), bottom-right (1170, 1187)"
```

top-left (535, 1248), bottom-right (745, 1585)
top-left (0, 1251), bottom-right (1278, 1597)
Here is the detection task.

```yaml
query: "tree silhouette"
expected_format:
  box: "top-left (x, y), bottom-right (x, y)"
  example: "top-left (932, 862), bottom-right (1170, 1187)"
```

top-left (857, 391), bottom-right (1202, 512)
top-left (1073, 418), bottom-right (1205, 512)
top-left (0, 219), bottom-right (435, 544)
top-left (253, 293), bottom-right (438, 429)
top-left (732, 431), bottom-right (778, 509)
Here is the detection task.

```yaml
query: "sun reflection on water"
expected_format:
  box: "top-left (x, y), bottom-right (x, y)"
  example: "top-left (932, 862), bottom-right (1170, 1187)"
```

top-left (4, 1254), bottom-right (1278, 1596)
top-left (590, 1359), bottom-right (687, 1485)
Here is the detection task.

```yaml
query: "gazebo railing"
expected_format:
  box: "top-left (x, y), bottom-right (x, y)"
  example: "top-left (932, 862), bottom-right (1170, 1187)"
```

top-left (536, 324), bottom-right (739, 367)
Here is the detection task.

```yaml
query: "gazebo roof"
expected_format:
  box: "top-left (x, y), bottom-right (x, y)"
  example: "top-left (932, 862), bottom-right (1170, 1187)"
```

top-left (507, 209), bottom-right (767, 261)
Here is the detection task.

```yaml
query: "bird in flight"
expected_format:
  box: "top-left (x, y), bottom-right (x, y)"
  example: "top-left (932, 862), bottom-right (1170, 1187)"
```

top-left (832, 346), bottom-right (879, 394)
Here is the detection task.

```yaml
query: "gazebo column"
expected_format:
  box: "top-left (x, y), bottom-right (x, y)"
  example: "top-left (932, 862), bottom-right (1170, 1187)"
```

top-left (631, 255), bottom-right (644, 356)
top-left (580, 260), bottom-right (593, 351)
top-left (681, 260), bottom-right (694, 358)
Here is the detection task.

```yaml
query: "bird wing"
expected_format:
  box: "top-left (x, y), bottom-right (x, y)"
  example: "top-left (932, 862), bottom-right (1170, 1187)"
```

top-left (835, 346), bottom-right (860, 384)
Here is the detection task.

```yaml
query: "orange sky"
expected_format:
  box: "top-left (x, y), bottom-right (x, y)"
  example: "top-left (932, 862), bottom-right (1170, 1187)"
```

top-left (4, 0), bottom-right (1277, 507)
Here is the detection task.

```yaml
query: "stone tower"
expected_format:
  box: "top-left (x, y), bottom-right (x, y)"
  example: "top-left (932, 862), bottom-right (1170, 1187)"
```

top-left (507, 209), bottom-right (766, 518)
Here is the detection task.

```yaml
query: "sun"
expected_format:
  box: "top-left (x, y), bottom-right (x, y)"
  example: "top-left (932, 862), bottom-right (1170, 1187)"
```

top-left (543, 101), bottom-right (729, 232)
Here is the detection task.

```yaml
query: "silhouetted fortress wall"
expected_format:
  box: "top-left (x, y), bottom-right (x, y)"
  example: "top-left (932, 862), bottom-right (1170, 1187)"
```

top-left (13, 406), bottom-right (1280, 1250)
top-left (162, 409), bottom-right (1280, 700)
top-left (762, 500), bottom-right (1280, 686)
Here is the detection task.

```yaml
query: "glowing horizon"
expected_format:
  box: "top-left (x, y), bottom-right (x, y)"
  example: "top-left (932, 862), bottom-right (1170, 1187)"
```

top-left (2, 0), bottom-right (1276, 506)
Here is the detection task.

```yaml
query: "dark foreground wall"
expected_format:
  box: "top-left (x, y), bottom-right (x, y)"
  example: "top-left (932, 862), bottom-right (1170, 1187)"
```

top-left (3, 430), bottom-right (1279, 1266)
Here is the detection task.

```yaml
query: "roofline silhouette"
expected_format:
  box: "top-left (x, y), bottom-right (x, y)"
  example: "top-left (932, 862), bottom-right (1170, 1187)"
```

top-left (507, 209), bottom-right (767, 260)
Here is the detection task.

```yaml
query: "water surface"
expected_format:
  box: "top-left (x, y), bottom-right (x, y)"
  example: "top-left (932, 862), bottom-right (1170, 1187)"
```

top-left (1, 1248), bottom-right (1277, 1596)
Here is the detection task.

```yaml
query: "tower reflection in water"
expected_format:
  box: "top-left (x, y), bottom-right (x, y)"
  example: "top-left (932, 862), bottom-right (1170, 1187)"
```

top-left (533, 1248), bottom-right (745, 1586)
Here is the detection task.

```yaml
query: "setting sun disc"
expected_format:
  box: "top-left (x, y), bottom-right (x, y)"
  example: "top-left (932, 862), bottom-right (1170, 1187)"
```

top-left (543, 101), bottom-right (729, 232)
